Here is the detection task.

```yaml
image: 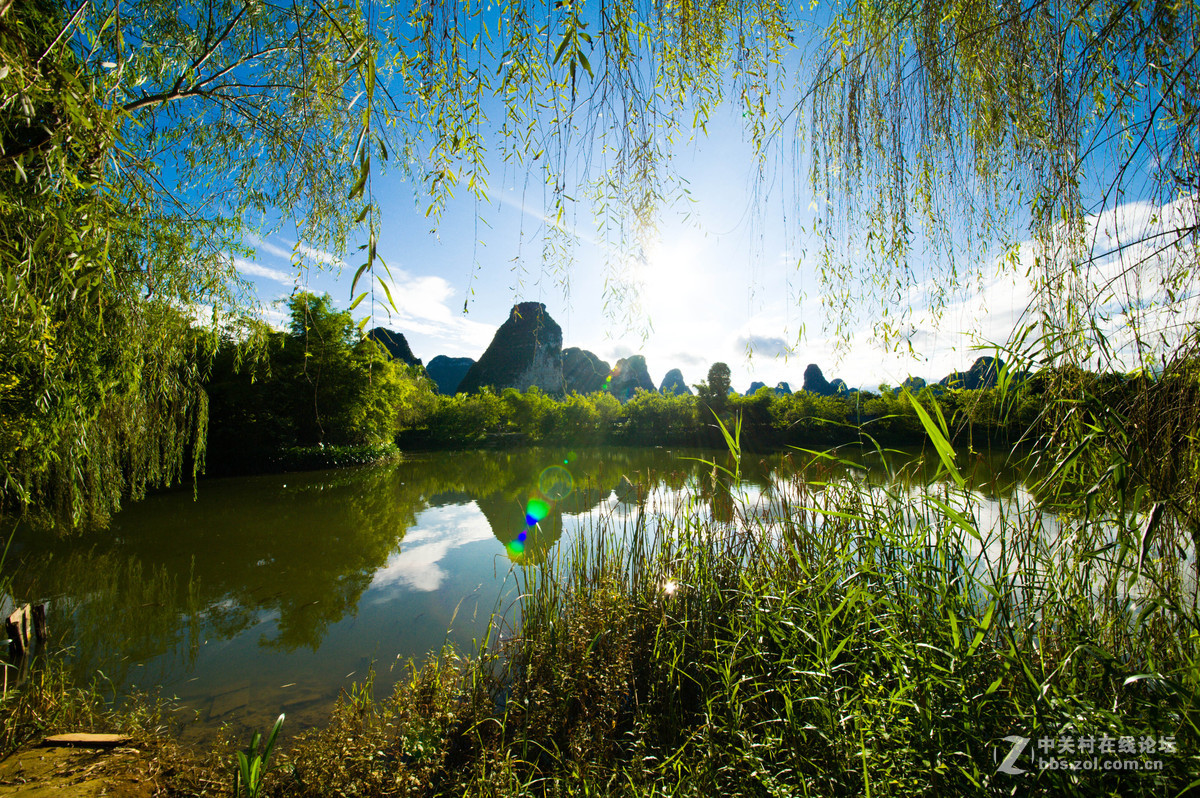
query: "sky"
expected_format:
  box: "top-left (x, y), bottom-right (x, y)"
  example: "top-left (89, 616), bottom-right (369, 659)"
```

top-left (226, 26), bottom-right (1198, 394)
top-left (231, 118), bottom-right (1012, 392)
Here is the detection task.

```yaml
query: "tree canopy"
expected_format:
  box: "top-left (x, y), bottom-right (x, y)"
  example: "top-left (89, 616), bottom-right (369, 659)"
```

top-left (1, 0), bottom-right (383, 524)
top-left (807, 0), bottom-right (1199, 357)
top-left (3, 0), bottom-right (1197, 525)
top-left (204, 292), bottom-right (436, 468)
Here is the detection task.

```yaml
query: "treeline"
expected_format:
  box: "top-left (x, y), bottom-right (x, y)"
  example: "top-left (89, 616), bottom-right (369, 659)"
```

top-left (204, 293), bottom-right (435, 472)
top-left (204, 294), bottom-right (1054, 471)
top-left (402, 377), bottom-right (1041, 450)
top-left (209, 292), bottom-right (1197, 471)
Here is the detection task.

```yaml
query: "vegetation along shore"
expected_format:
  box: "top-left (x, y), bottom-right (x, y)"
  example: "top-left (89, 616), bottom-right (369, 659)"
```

top-left (3, 0), bottom-right (1198, 794)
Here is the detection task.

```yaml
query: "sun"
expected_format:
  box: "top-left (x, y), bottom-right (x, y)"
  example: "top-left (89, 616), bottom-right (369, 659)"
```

top-left (637, 237), bottom-right (704, 320)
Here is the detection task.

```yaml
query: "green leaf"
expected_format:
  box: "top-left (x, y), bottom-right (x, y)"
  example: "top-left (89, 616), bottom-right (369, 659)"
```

top-left (376, 274), bottom-right (397, 313)
top-left (349, 261), bottom-right (370, 295)
top-left (349, 158), bottom-right (369, 200)
top-left (826, 633), bottom-right (853, 664)
top-left (902, 387), bottom-right (963, 487)
top-left (928, 497), bottom-right (981, 542)
top-left (552, 30), bottom-right (573, 66)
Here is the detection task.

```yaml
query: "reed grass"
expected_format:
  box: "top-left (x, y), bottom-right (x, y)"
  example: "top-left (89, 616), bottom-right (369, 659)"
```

top-left (272, 435), bottom-right (1197, 796)
top-left (4, 411), bottom-right (1196, 795)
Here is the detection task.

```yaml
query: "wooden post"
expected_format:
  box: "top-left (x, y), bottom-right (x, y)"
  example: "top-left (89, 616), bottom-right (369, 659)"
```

top-left (5, 605), bottom-right (32, 658)
top-left (31, 604), bottom-right (47, 643)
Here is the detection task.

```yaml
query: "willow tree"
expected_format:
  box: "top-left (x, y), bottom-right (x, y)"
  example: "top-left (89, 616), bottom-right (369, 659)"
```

top-left (5, 0), bottom-right (1197, 526)
top-left (389, 0), bottom-right (1195, 352)
top-left (1, 0), bottom-right (387, 526)
top-left (0, 0), bottom-right (790, 526)
top-left (800, 0), bottom-right (1200, 565)
top-left (397, 0), bottom-right (1198, 504)
top-left (805, 0), bottom-right (1199, 356)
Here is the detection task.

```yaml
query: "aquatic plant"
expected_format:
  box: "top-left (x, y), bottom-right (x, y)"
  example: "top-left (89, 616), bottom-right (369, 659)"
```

top-left (234, 713), bottom-right (285, 798)
top-left (273, 403), bottom-right (1197, 795)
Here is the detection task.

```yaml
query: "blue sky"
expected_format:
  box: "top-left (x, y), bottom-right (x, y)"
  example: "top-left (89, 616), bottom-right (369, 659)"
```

top-left (232, 105), bottom-right (1024, 393)
top-left (226, 11), bottom-right (1198, 393)
top-left (233, 146), bottom-right (1198, 392)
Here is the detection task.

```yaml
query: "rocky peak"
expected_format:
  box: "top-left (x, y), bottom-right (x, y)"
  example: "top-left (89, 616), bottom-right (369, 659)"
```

top-left (562, 347), bottom-right (611, 394)
top-left (426, 355), bottom-right (475, 395)
top-left (659, 368), bottom-right (692, 396)
top-left (458, 303), bottom-right (564, 394)
top-left (367, 327), bottom-right (421, 366)
top-left (803, 363), bottom-right (834, 395)
top-left (608, 355), bottom-right (655, 402)
top-left (939, 356), bottom-right (1004, 390)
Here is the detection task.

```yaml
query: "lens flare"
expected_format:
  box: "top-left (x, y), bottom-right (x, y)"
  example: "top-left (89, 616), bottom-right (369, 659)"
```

top-left (538, 465), bottom-right (574, 501)
top-left (508, 539), bottom-right (525, 555)
top-left (525, 497), bottom-right (550, 526)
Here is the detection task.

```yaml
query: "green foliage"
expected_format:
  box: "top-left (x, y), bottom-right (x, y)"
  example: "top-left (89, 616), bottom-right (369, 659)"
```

top-left (205, 293), bottom-right (438, 469)
top-left (234, 713), bottom-right (285, 798)
top-left (262, 443), bottom-right (1198, 797)
top-left (273, 443), bottom-right (400, 471)
top-left (557, 392), bottom-right (603, 438)
top-left (5, 0), bottom-right (1196, 533)
top-left (0, 0), bottom-right (385, 526)
top-left (402, 381), bottom-right (1042, 452)
top-left (423, 388), bottom-right (511, 444)
top-left (810, 0), bottom-right (1198, 353)
top-left (621, 389), bottom-right (699, 442)
top-left (695, 362), bottom-right (732, 417)
top-left (0, 0), bottom-right (223, 527)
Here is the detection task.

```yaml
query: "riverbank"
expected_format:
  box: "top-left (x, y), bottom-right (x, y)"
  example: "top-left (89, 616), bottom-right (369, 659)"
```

top-left (3, 440), bottom-right (1195, 796)
top-left (199, 380), bottom-right (1038, 480)
top-left (201, 442), bottom-right (402, 478)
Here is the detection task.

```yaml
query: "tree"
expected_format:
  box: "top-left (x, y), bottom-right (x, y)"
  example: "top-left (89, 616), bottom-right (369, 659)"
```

top-left (7, 0), bottom-right (1197, 525)
top-left (806, 0), bottom-right (1198, 357)
top-left (1, 0), bottom-right (384, 525)
top-left (204, 292), bottom-right (437, 467)
top-left (696, 362), bottom-right (732, 417)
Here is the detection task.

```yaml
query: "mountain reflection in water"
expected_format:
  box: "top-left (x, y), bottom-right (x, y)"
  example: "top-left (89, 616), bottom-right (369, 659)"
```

top-left (1, 445), bottom-right (1023, 739)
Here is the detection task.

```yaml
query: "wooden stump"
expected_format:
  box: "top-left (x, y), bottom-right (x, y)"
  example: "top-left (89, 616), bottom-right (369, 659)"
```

top-left (5, 603), bottom-right (46, 658)
top-left (5, 605), bottom-right (31, 658)
top-left (31, 603), bottom-right (47, 642)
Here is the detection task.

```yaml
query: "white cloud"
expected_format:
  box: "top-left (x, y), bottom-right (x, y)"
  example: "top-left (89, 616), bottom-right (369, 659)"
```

top-left (375, 269), bottom-right (496, 352)
top-left (233, 257), bottom-right (294, 285)
top-left (294, 241), bottom-right (345, 268)
top-left (369, 503), bottom-right (495, 593)
top-left (832, 193), bottom-right (1200, 383)
top-left (257, 304), bottom-right (290, 330)
top-left (736, 334), bottom-right (795, 358)
top-left (242, 232), bottom-right (346, 268)
top-left (242, 232), bottom-right (295, 262)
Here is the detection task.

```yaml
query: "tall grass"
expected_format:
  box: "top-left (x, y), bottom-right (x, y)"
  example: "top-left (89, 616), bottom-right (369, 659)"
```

top-left (277, 424), bottom-right (1197, 796)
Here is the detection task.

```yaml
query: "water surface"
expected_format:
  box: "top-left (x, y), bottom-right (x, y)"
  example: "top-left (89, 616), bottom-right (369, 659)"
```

top-left (2, 445), bottom-right (1024, 739)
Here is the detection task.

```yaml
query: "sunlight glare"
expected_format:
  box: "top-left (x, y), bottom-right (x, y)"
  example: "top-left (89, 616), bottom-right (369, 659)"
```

top-left (638, 238), bottom-right (703, 319)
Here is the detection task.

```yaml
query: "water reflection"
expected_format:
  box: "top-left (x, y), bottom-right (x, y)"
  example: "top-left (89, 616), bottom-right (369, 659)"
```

top-left (0, 444), bottom-right (1024, 736)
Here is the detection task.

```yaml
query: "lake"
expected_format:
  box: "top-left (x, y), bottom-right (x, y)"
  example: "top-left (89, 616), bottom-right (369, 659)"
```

top-left (1, 445), bottom-right (1028, 742)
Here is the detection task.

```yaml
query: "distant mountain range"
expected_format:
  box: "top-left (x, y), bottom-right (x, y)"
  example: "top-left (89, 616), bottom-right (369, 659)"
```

top-left (368, 302), bottom-right (1012, 400)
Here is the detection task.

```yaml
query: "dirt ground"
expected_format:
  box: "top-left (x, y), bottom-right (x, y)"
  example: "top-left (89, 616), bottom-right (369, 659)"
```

top-left (0, 742), bottom-right (164, 797)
